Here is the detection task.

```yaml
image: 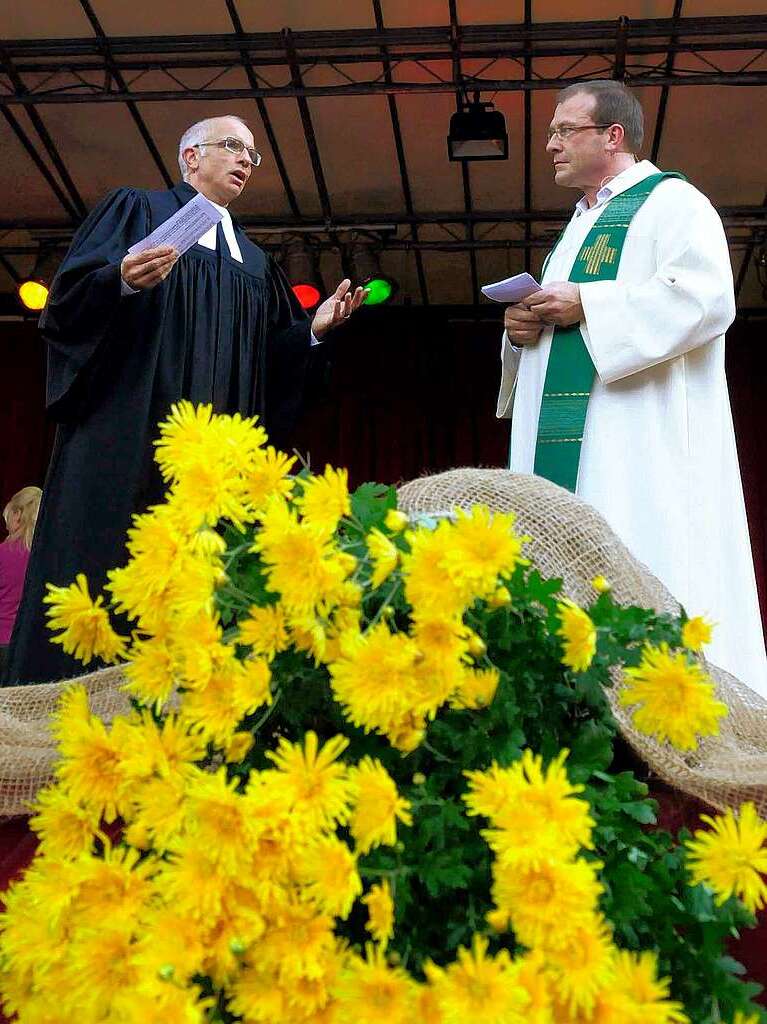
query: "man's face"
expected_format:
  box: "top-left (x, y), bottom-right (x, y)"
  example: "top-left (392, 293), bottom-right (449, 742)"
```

top-left (184, 117), bottom-right (256, 205)
top-left (546, 93), bottom-right (612, 192)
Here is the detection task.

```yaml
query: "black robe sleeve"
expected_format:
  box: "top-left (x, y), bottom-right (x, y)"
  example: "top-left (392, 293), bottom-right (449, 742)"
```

top-left (263, 253), bottom-right (313, 449)
top-left (41, 188), bottom-right (151, 419)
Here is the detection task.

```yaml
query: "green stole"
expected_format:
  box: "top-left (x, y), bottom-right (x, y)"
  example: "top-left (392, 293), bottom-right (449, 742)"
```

top-left (532, 172), bottom-right (684, 491)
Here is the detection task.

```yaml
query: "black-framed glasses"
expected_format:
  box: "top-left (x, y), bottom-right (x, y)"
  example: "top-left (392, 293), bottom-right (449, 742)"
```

top-left (196, 137), bottom-right (262, 166)
top-left (546, 123), bottom-right (613, 142)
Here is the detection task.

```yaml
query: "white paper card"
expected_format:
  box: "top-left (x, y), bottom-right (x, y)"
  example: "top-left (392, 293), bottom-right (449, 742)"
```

top-left (127, 193), bottom-right (224, 257)
top-left (481, 272), bottom-right (542, 303)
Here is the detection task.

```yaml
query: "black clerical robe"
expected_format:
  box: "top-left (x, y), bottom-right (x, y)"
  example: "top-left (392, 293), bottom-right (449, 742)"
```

top-left (4, 182), bottom-right (311, 685)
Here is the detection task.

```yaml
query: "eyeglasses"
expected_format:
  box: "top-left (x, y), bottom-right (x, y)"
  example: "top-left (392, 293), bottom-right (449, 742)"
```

top-left (546, 123), bottom-right (613, 142)
top-left (196, 137), bottom-right (262, 166)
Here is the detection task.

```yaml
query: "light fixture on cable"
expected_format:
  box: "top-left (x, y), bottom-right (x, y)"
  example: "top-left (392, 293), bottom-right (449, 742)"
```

top-left (17, 246), bottom-right (61, 312)
top-left (281, 236), bottom-right (324, 310)
top-left (447, 90), bottom-right (508, 162)
top-left (347, 238), bottom-right (398, 306)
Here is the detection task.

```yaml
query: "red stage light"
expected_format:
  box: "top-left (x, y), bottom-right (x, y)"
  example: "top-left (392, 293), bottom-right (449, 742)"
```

top-left (292, 283), bottom-right (321, 309)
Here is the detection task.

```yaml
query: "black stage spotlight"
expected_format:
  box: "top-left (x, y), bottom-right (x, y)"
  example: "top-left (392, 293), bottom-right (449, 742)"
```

top-left (346, 239), bottom-right (398, 306)
top-left (448, 91), bottom-right (508, 162)
top-left (17, 246), bottom-right (61, 312)
top-left (281, 237), bottom-right (324, 310)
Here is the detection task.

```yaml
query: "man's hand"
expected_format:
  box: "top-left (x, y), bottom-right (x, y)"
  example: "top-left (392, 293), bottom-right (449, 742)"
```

top-left (504, 303), bottom-right (545, 346)
top-left (120, 246), bottom-right (179, 291)
top-left (311, 279), bottom-right (369, 340)
top-left (526, 282), bottom-right (583, 327)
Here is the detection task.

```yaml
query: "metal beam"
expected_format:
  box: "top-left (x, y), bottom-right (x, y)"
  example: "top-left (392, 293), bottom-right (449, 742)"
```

top-left (372, 0), bottom-right (428, 306)
top-left (281, 27), bottom-right (331, 222)
top-left (651, 0), bottom-right (684, 164)
top-left (0, 44), bottom-right (86, 217)
top-left (449, 0), bottom-right (478, 306)
top-left (77, 0), bottom-right (173, 187)
top-left (735, 190), bottom-right (767, 300)
top-left (224, 0), bottom-right (301, 217)
top-left (524, 0), bottom-right (533, 274)
top-left (0, 253), bottom-right (20, 283)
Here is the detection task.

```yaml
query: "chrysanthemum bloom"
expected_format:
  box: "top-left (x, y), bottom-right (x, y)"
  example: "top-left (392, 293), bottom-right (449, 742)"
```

top-left (384, 508), bottom-right (409, 532)
top-left (246, 444), bottom-right (296, 508)
top-left (297, 834), bottom-right (362, 918)
top-left (238, 603), bottom-right (289, 661)
top-left (401, 520), bottom-right (466, 618)
top-left (329, 623), bottom-right (421, 737)
top-left (608, 949), bottom-right (688, 1024)
top-left (122, 636), bottom-right (176, 706)
top-left (592, 575), bottom-right (611, 593)
top-left (51, 687), bottom-right (133, 822)
top-left (44, 573), bottom-right (127, 665)
top-left (546, 913), bottom-right (615, 1015)
top-left (334, 944), bottom-right (417, 1024)
top-left (348, 757), bottom-right (412, 853)
top-left (681, 615), bottom-right (714, 652)
top-left (619, 643), bottom-right (728, 751)
top-left (685, 802), bottom-right (767, 914)
top-left (363, 881), bottom-right (395, 947)
top-left (294, 465), bottom-right (351, 537)
top-left (493, 855), bottom-right (604, 949)
top-left (425, 934), bottom-right (530, 1024)
top-left (556, 600), bottom-right (597, 672)
top-left (367, 528), bottom-right (400, 588)
top-left (465, 749), bottom-right (594, 861)
top-left (440, 506), bottom-right (528, 602)
top-left (28, 785), bottom-right (101, 861)
top-left (266, 732), bottom-right (354, 831)
top-left (449, 667), bottom-right (500, 710)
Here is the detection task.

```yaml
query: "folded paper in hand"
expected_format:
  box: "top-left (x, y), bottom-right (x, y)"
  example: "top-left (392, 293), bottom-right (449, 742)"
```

top-left (481, 272), bottom-right (542, 303)
top-left (127, 193), bottom-right (223, 257)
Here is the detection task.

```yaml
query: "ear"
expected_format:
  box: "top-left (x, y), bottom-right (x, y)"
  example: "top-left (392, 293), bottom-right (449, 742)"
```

top-left (183, 145), bottom-right (199, 173)
top-left (606, 123), bottom-right (626, 152)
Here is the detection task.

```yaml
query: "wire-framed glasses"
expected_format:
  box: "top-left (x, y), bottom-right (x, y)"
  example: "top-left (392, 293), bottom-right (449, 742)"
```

top-left (197, 137), bottom-right (262, 166)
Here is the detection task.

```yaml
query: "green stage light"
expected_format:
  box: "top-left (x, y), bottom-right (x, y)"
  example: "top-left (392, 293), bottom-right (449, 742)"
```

top-left (348, 239), bottom-right (397, 306)
top-left (362, 277), bottom-right (393, 305)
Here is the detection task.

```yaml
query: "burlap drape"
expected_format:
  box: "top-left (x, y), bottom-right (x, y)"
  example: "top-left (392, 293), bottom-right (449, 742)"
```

top-left (0, 469), bottom-right (763, 819)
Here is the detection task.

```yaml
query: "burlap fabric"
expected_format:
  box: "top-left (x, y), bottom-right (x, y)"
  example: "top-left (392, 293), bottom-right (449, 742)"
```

top-left (0, 469), bottom-right (763, 819)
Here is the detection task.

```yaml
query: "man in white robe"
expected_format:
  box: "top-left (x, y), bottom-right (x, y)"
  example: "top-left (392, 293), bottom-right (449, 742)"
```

top-left (497, 79), bottom-right (767, 697)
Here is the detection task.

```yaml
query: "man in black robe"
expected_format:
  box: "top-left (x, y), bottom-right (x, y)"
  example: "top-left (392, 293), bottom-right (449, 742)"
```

top-left (4, 115), bottom-right (366, 685)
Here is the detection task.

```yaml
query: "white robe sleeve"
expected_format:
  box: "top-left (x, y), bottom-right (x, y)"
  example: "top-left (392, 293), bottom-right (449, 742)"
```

top-left (496, 332), bottom-right (522, 419)
top-left (578, 182), bottom-right (736, 384)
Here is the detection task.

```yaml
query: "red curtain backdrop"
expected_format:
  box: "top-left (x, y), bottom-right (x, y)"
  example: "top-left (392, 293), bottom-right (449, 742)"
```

top-left (1, 309), bottom-right (765, 630)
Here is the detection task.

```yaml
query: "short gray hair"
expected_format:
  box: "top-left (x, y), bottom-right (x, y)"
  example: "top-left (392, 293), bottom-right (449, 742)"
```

top-left (177, 115), bottom-right (250, 178)
top-left (556, 80), bottom-right (644, 153)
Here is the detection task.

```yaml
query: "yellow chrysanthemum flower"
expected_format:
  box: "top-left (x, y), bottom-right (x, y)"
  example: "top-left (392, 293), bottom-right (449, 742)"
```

top-left (592, 575), bottom-right (611, 593)
top-left (465, 749), bottom-right (594, 862)
top-left (44, 573), bottom-right (127, 665)
top-left (425, 934), bottom-right (529, 1024)
top-left (295, 465), bottom-right (351, 536)
top-left (247, 445), bottom-right (296, 508)
top-left (685, 802), bottom-right (767, 914)
top-left (546, 914), bottom-right (615, 1015)
top-left (297, 835), bottom-right (362, 918)
top-left (266, 732), bottom-right (354, 830)
top-left (402, 520), bottom-right (466, 619)
top-left (238, 603), bottom-right (289, 661)
top-left (556, 600), bottom-right (597, 672)
top-left (619, 643), bottom-right (728, 751)
top-left (492, 855), bottom-right (604, 949)
top-left (329, 623), bottom-right (421, 738)
top-left (367, 528), bottom-right (400, 588)
top-left (254, 497), bottom-right (353, 614)
top-left (609, 949), bottom-right (688, 1024)
top-left (28, 785), bottom-right (101, 860)
top-left (348, 757), bottom-right (412, 854)
top-left (363, 881), bottom-right (395, 947)
top-left (334, 944), bottom-right (416, 1024)
top-left (441, 506), bottom-right (528, 601)
top-left (154, 400), bottom-right (266, 484)
top-left (449, 667), bottom-right (500, 710)
top-left (681, 615), bottom-right (714, 652)
top-left (51, 687), bottom-right (132, 822)
top-left (123, 635), bottom-right (176, 706)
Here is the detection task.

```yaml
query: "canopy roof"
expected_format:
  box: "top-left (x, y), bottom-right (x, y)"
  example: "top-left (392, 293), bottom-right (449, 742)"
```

top-left (1, 0), bottom-right (765, 310)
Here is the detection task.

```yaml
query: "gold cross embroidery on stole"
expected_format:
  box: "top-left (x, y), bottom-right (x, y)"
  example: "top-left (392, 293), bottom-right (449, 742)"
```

top-left (580, 233), bottom-right (617, 276)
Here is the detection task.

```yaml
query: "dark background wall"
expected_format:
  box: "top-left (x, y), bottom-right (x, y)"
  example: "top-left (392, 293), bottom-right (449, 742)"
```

top-left (1, 309), bottom-right (765, 627)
